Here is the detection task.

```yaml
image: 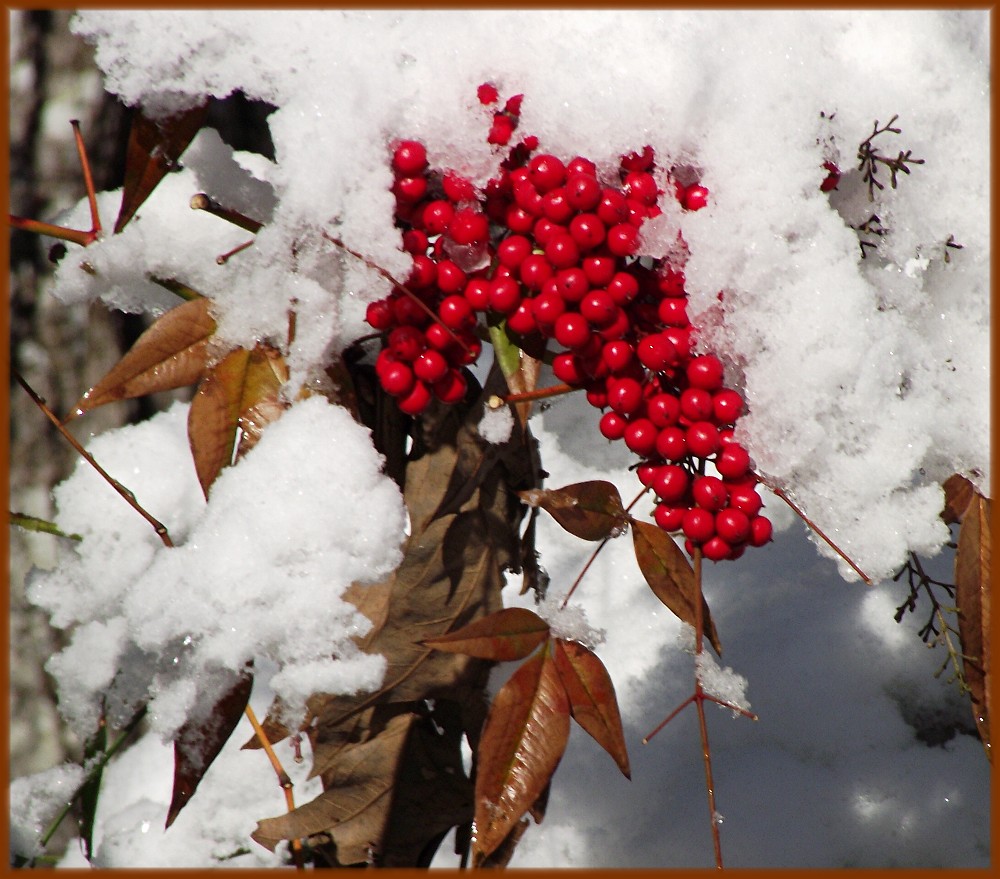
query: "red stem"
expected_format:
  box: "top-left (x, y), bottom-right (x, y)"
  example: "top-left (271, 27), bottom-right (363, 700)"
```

top-left (70, 120), bottom-right (102, 238)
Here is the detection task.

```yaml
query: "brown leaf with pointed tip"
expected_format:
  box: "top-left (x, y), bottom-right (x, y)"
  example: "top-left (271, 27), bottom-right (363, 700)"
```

top-left (422, 607), bottom-right (550, 661)
top-left (519, 480), bottom-right (629, 541)
top-left (631, 519), bottom-right (722, 656)
top-left (115, 102), bottom-right (209, 234)
top-left (68, 297), bottom-right (215, 419)
top-left (187, 343), bottom-right (289, 496)
top-left (473, 641), bottom-right (569, 862)
top-left (552, 639), bottom-right (630, 779)
top-left (955, 491), bottom-right (991, 758)
top-left (167, 668), bottom-right (252, 828)
top-left (942, 473), bottom-right (977, 525)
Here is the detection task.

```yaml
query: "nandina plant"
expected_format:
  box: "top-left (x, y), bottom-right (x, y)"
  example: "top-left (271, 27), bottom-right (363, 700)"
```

top-left (10, 80), bottom-right (988, 869)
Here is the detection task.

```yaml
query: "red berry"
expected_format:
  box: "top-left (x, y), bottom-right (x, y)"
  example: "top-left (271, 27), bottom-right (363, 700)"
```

top-left (624, 418), bottom-right (658, 456)
top-left (402, 229), bottom-right (429, 255)
top-left (438, 295), bottom-right (475, 330)
top-left (820, 161), bottom-right (840, 192)
top-left (692, 475), bottom-right (727, 511)
top-left (582, 254), bottom-right (617, 287)
top-left (620, 145), bottom-right (655, 172)
top-left (637, 334), bottom-right (678, 372)
top-left (464, 277), bottom-right (492, 311)
top-left (381, 360), bottom-right (415, 396)
top-left (636, 462), bottom-right (659, 486)
top-left (422, 200), bottom-right (455, 235)
top-left (477, 82), bottom-right (499, 104)
top-left (505, 205), bottom-right (535, 234)
top-left (580, 289), bottom-right (617, 328)
top-left (602, 339), bottom-right (635, 373)
top-left (519, 254), bottom-right (554, 291)
top-left (541, 188), bottom-right (575, 224)
top-left (748, 515), bottom-right (773, 547)
top-left (554, 312), bottom-right (592, 350)
top-left (657, 298), bottom-right (689, 327)
top-left (655, 426), bottom-right (687, 461)
top-left (442, 171), bottom-right (476, 203)
top-left (488, 113), bottom-right (516, 145)
top-left (413, 350), bottom-right (449, 383)
top-left (607, 271), bottom-right (640, 306)
top-left (658, 267), bottom-right (686, 297)
top-left (566, 155), bottom-right (597, 177)
top-left (506, 301), bottom-right (537, 336)
top-left (606, 377), bottom-right (644, 416)
top-left (569, 213), bottom-right (606, 251)
top-left (685, 421), bottom-right (720, 458)
top-left (680, 387), bottom-right (714, 422)
top-left (388, 325), bottom-right (425, 361)
top-left (728, 485), bottom-right (763, 517)
top-left (606, 223), bottom-right (640, 256)
top-left (436, 260), bottom-right (467, 294)
top-left (683, 508), bottom-right (716, 543)
top-left (715, 508), bottom-right (750, 544)
top-left (392, 140), bottom-right (428, 176)
top-left (647, 393), bottom-right (680, 428)
top-left (654, 504), bottom-right (685, 532)
top-left (531, 290), bottom-right (566, 327)
top-left (398, 379), bottom-right (432, 415)
top-left (701, 535), bottom-right (732, 561)
top-left (687, 355), bottom-right (725, 391)
top-left (552, 352), bottom-right (586, 385)
top-left (716, 444), bottom-right (751, 479)
top-left (392, 294), bottom-right (428, 327)
top-left (408, 254), bottom-right (437, 288)
top-left (682, 184), bottom-right (709, 211)
top-left (545, 232), bottom-right (582, 269)
top-left (489, 277), bottom-right (522, 315)
top-left (712, 388), bottom-right (745, 424)
top-left (433, 369), bottom-right (468, 404)
top-left (513, 180), bottom-right (543, 215)
top-left (585, 384), bottom-right (609, 409)
top-left (528, 154), bottom-right (566, 193)
top-left (565, 173), bottom-right (602, 211)
top-left (497, 235), bottom-right (532, 268)
top-left (662, 326), bottom-right (692, 362)
top-left (653, 465), bottom-right (690, 503)
top-left (393, 175), bottom-right (428, 203)
top-left (596, 188), bottom-right (630, 226)
top-left (553, 267), bottom-right (590, 303)
top-left (366, 299), bottom-right (394, 331)
top-left (448, 208), bottom-right (489, 246)
top-left (599, 410), bottom-right (628, 441)
top-left (532, 217), bottom-right (561, 247)
top-left (624, 171), bottom-right (659, 206)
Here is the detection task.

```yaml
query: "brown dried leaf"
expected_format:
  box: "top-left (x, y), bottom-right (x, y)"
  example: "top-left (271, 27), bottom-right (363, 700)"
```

top-left (552, 639), bottom-right (630, 779)
top-left (631, 519), bottom-right (722, 656)
top-left (187, 343), bottom-right (289, 496)
top-left (519, 480), bottom-right (629, 541)
top-left (166, 668), bottom-right (252, 828)
top-left (942, 473), bottom-right (977, 525)
top-left (955, 492), bottom-right (991, 758)
top-left (473, 642), bottom-right (569, 862)
top-left (68, 297), bottom-right (215, 418)
top-left (422, 607), bottom-right (550, 661)
top-left (114, 102), bottom-right (210, 234)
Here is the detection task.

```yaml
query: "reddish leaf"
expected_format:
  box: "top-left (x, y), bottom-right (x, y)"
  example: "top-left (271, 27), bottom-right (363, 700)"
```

top-left (519, 480), bottom-right (629, 541)
top-left (942, 473), bottom-right (977, 525)
top-left (187, 343), bottom-right (289, 496)
top-left (552, 639), bottom-right (630, 779)
top-left (422, 607), bottom-right (550, 661)
top-left (114, 102), bottom-right (209, 234)
top-left (167, 668), bottom-right (252, 828)
top-left (68, 297), bottom-right (215, 418)
top-left (631, 519), bottom-right (722, 655)
top-left (955, 492), bottom-right (991, 758)
top-left (473, 641), bottom-right (569, 862)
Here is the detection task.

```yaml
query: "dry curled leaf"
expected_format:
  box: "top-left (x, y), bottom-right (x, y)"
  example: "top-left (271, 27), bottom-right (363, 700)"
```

top-left (422, 607), bottom-right (550, 661)
top-left (942, 473), bottom-right (978, 525)
top-left (552, 638), bottom-right (630, 779)
top-left (631, 519), bottom-right (722, 656)
top-left (472, 641), bottom-right (569, 863)
top-left (519, 480), bottom-right (629, 542)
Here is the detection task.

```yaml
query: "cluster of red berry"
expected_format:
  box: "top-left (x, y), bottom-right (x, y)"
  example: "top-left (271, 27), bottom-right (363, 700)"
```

top-left (366, 84), bottom-right (771, 561)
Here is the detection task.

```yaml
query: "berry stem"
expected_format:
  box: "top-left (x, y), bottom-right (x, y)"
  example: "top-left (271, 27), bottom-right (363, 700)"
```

top-left (216, 238), bottom-right (255, 265)
top-left (7, 215), bottom-right (93, 247)
top-left (488, 383), bottom-right (576, 408)
top-left (190, 192), bottom-right (263, 233)
top-left (70, 120), bottom-right (102, 238)
top-left (764, 482), bottom-right (872, 584)
top-left (14, 370), bottom-right (174, 548)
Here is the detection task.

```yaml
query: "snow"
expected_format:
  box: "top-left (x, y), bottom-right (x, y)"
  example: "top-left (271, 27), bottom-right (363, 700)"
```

top-left (11, 7), bottom-right (989, 870)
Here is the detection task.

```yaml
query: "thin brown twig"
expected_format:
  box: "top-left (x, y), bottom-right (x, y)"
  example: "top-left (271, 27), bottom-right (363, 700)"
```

top-left (190, 192), bottom-right (263, 233)
top-left (244, 704), bottom-right (304, 869)
top-left (14, 370), bottom-right (174, 548)
top-left (70, 120), bottom-right (102, 238)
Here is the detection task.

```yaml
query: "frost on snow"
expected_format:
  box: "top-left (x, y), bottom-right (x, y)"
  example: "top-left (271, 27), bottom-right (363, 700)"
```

top-left (28, 396), bottom-right (406, 736)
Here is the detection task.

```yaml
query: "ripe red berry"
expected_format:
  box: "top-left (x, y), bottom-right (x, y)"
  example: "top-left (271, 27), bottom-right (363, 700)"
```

top-left (528, 154), bottom-right (566, 193)
top-left (685, 421), bottom-right (720, 458)
top-left (442, 171), bottom-right (476, 203)
top-left (506, 301), bottom-right (537, 336)
top-left (683, 508), bottom-right (716, 543)
top-left (497, 234), bottom-right (532, 268)
top-left (692, 475), bottom-right (727, 512)
top-left (392, 175), bottom-right (428, 203)
top-left (624, 418), bottom-right (658, 456)
top-left (505, 205), bottom-right (535, 234)
top-left (402, 229), bottom-right (429, 255)
top-left (552, 352), bottom-right (586, 385)
top-left (463, 277), bottom-right (492, 311)
top-left (580, 289), bottom-right (617, 328)
top-left (715, 508), bottom-right (750, 544)
top-left (658, 267), bottom-right (686, 297)
top-left (519, 254), bottom-right (554, 291)
top-left (392, 294), bottom-right (428, 327)
top-left (413, 350), bottom-right (449, 383)
top-left (554, 312), bottom-right (592, 350)
top-left (545, 233), bottom-right (582, 269)
top-left (380, 360), bottom-right (415, 397)
top-left (606, 377), bottom-right (644, 416)
top-left (820, 161), bottom-right (841, 192)
top-left (596, 188), bottom-right (630, 226)
top-left (582, 254), bottom-right (617, 287)
top-left (680, 387), bottom-right (714, 422)
top-left (655, 426), bottom-right (687, 461)
top-left (541, 188), bottom-right (575, 224)
top-left (422, 200), bottom-right (455, 235)
top-left (408, 254), bottom-right (437, 288)
top-left (701, 535), bottom-right (732, 561)
top-left (433, 369), bottom-right (468, 404)
top-left (565, 173), bottom-right (602, 211)
top-left (477, 82), bottom-right (499, 104)
top-left (553, 267), bottom-right (591, 303)
top-left (599, 410), bottom-right (628, 441)
top-left (513, 179), bottom-right (543, 215)
top-left (365, 299), bottom-right (394, 331)
top-left (748, 515), bottom-right (773, 547)
top-left (662, 327), bottom-right (692, 362)
top-left (647, 393), bottom-right (680, 428)
top-left (653, 465), bottom-right (690, 504)
top-left (624, 171), bottom-right (659, 206)
top-left (389, 325), bottom-right (425, 361)
top-left (654, 504), bottom-right (685, 532)
top-left (392, 140), bottom-right (428, 176)
top-left (448, 208), bottom-right (489, 245)
top-left (436, 260), bottom-right (466, 294)
top-left (657, 297), bottom-right (689, 327)
top-left (636, 462), bottom-right (659, 486)
top-left (601, 339), bottom-right (635, 373)
top-left (531, 290), bottom-right (566, 327)
top-left (489, 277), bottom-right (522, 315)
top-left (682, 184), bottom-right (709, 211)
top-left (606, 223), bottom-right (640, 256)
top-left (620, 145), bottom-right (655, 172)
top-left (398, 379), bottom-right (432, 415)
top-left (566, 155), bottom-right (597, 177)
top-left (712, 388), bottom-right (744, 424)
top-left (607, 271), bottom-right (640, 306)
top-left (569, 213), bottom-right (606, 251)
top-left (728, 485), bottom-right (763, 517)
top-left (637, 334), bottom-right (678, 372)
top-left (488, 113), bottom-right (516, 145)
top-left (438, 295), bottom-right (475, 330)
top-left (687, 355), bottom-right (725, 391)
top-left (716, 444), bottom-right (751, 479)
